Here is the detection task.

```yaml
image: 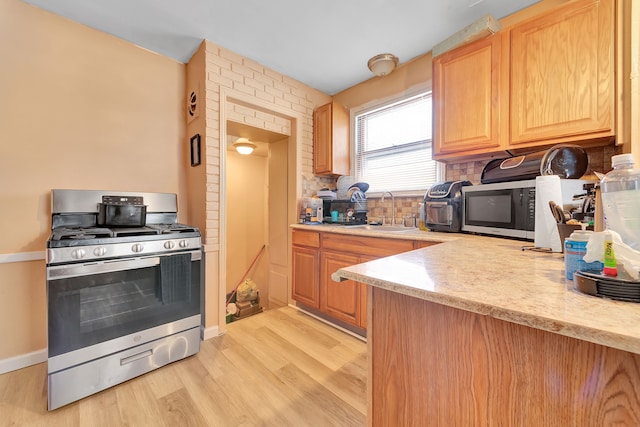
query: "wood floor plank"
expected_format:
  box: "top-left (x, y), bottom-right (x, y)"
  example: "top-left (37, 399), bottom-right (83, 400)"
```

top-left (275, 362), bottom-right (365, 426)
top-left (78, 388), bottom-right (122, 427)
top-left (0, 362), bottom-right (80, 427)
top-left (0, 306), bottom-right (367, 426)
top-left (144, 359), bottom-right (186, 400)
top-left (174, 361), bottom-right (258, 426)
top-left (274, 308), bottom-right (367, 353)
top-left (115, 376), bottom-right (169, 427)
top-left (237, 319), bottom-right (367, 413)
top-left (215, 345), bottom-right (320, 426)
top-left (249, 312), bottom-right (356, 372)
top-left (225, 321), bottom-right (292, 372)
top-left (157, 388), bottom-right (210, 427)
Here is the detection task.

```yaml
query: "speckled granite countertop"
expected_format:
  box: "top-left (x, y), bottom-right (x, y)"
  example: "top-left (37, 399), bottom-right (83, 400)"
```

top-left (291, 223), bottom-right (459, 242)
top-left (292, 223), bottom-right (640, 355)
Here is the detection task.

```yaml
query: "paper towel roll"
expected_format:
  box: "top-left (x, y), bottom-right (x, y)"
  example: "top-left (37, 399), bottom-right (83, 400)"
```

top-left (535, 175), bottom-right (563, 252)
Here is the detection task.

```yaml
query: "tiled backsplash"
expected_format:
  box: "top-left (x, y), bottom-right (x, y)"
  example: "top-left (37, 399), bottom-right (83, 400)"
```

top-left (367, 197), bottom-right (423, 225)
top-left (306, 145), bottom-right (621, 224)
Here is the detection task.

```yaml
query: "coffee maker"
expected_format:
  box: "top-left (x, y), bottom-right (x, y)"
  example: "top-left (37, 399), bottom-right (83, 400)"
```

top-left (322, 190), bottom-right (367, 225)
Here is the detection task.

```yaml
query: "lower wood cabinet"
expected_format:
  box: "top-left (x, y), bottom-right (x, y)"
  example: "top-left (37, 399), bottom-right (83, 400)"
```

top-left (292, 229), bottom-right (439, 330)
top-left (320, 250), bottom-right (361, 325)
top-left (292, 245), bottom-right (320, 308)
top-left (292, 230), bottom-right (320, 308)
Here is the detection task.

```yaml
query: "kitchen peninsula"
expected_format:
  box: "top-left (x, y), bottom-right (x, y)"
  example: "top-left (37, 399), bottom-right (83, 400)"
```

top-left (324, 227), bottom-right (640, 426)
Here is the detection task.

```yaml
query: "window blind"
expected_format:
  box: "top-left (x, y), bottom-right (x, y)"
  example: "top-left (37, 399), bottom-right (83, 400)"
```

top-left (355, 92), bottom-right (437, 193)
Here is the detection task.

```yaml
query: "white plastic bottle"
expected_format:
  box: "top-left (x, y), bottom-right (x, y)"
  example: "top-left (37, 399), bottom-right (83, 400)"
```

top-left (600, 153), bottom-right (640, 249)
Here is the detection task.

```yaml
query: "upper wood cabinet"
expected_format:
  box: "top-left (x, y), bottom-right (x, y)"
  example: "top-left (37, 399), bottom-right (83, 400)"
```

top-left (313, 101), bottom-right (350, 176)
top-left (510, 0), bottom-right (614, 146)
top-left (432, 0), bottom-right (616, 161)
top-left (433, 33), bottom-right (509, 157)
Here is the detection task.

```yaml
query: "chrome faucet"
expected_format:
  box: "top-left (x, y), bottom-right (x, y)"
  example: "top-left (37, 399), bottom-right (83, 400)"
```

top-left (380, 191), bottom-right (395, 225)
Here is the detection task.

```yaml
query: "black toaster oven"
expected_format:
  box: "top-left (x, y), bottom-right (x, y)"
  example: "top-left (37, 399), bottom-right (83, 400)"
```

top-left (423, 181), bottom-right (472, 232)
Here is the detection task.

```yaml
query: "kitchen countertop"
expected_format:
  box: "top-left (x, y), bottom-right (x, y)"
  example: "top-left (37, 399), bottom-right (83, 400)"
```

top-left (292, 223), bottom-right (640, 355)
top-left (291, 222), bottom-right (459, 242)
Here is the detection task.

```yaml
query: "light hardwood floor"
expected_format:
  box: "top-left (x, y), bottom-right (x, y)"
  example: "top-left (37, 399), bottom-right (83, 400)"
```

top-left (0, 306), bottom-right (367, 426)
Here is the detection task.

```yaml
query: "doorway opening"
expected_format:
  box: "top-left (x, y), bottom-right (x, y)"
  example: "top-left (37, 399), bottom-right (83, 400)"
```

top-left (218, 88), bottom-right (303, 331)
top-left (224, 124), bottom-right (289, 323)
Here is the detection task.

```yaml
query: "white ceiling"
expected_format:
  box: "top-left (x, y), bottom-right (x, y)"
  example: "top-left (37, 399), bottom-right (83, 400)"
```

top-left (22, 0), bottom-right (540, 95)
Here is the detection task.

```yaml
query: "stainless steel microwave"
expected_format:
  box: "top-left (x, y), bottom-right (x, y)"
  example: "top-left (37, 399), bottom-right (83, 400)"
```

top-left (462, 180), bottom-right (536, 240)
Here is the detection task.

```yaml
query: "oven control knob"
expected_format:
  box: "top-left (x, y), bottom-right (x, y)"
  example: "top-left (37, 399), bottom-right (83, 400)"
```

top-left (164, 241), bottom-right (175, 250)
top-left (179, 240), bottom-right (189, 248)
top-left (132, 243), bottom-right (145, 253)
top-left (93, 247), bottom-right (107, 257)
top-left (71, 249), bottom-right (86, 259)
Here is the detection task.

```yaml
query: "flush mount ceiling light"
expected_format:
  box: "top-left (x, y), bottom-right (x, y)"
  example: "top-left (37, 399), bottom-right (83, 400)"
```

top-left (233, 138), bottom-right (256, 155)
top-left (367, 53), bottom-right (399, 77)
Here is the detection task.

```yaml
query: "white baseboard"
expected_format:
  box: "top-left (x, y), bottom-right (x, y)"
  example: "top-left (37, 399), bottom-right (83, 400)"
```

top-left (0, 348), bottom-right (47, 374)
top-left (201, 325), bottom-right (221, 341)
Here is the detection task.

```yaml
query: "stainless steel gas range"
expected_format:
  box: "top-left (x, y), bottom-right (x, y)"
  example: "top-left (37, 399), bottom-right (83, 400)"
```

top-left (46, 189), bottom-right (202, 410)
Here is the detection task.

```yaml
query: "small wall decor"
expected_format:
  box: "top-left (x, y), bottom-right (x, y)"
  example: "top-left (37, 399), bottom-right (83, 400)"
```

top-left (190, 134), bottom-right (201, 166)
top-left (187, 84), bottom-right (199, 123)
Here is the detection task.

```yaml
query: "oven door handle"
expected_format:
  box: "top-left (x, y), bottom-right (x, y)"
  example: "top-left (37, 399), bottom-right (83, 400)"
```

top-left (47, 251), bottom-right (200, 281)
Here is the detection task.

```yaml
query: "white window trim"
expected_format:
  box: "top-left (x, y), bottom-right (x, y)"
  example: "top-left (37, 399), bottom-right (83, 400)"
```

top-left (349, 86), bottom-right (444, 198)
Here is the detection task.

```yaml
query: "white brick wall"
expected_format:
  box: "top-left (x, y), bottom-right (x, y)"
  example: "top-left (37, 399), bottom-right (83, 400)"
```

top-left (201, 41), bottom-right (317, 246)
top-left (226, 103), bottom-right (292, 136)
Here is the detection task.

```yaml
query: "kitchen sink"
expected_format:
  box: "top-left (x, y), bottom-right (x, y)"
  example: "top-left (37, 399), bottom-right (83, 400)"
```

top-left (345, 224), bottom-right (416, 233)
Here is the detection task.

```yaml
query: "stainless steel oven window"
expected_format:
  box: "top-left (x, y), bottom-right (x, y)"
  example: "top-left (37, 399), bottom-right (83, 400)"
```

top-left (47, 250), bottom-right (201, 357)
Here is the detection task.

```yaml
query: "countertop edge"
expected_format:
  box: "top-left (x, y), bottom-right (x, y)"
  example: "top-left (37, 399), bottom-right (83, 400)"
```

top-left (333, 262), bottom-right (640, 356)
top-left (290, 223), bottom-right (457, 243)
top-left (296, 222), bottom-right (640, 355)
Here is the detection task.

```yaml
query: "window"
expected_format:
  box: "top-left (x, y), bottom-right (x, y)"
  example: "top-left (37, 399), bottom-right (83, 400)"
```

top-left (354, 92), bottom-right (439, 194)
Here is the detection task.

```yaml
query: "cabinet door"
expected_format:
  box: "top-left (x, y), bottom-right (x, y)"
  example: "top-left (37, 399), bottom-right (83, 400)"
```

top-left (292, 246), bottom-right (320, 308)
top-left (433, 33), bottom-right (508, 159)
top-left (510, 0), bottom-right (614, 146)
top-left (320, 250), bottom-right (360, 326)
top-left (313, 102), bottom-right (350, 176)
top-left (313, 103), bottom-right (332, 174)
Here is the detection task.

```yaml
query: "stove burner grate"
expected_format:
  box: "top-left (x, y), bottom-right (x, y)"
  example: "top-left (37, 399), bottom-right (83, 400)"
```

top-left (148, 224), bottom-right (199, 234)
top-left (53, 228), bottom-right (113, 241)
top-left (49, 223), bottom-right (201, 246)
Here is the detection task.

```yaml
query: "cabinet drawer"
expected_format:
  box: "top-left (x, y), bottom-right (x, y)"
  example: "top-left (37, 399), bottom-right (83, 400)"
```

top-left (322, 233), bottom-right (414, 258)
top-left (292, 229), bottom-right (320, 248)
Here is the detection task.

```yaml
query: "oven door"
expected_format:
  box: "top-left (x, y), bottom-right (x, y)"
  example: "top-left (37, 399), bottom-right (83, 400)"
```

top-left (46, 249), bottom-right (201, 361)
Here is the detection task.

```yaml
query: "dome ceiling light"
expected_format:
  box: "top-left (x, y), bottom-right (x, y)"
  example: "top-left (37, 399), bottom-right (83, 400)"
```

top-left (232, 138), bottom-right (256, 155)
top-left (367, 53), bottom-right (399, 77)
